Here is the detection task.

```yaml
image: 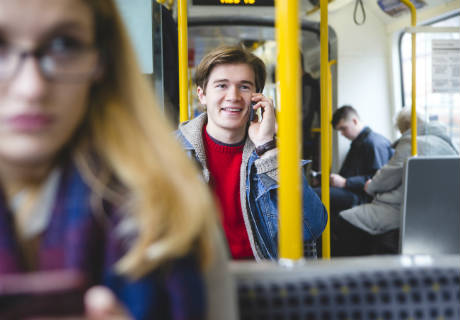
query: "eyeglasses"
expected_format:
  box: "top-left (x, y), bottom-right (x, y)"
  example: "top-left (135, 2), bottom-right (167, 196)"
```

top-left (0, 42), bottom-right (100, 82)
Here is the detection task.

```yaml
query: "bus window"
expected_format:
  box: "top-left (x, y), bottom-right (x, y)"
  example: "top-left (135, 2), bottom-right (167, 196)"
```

top-left (399, 14), bottom-right (460, 151)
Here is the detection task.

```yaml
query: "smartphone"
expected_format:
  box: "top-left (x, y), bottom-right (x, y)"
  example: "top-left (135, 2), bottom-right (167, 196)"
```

top-left (0, 270), bottom-right (87, 318)
top-left (249, 90), bottom-right (262, 123)
top-left (249, 101), bottom-right (256, 122)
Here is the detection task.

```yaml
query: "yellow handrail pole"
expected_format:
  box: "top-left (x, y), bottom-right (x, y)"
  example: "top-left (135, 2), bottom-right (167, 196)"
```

top-left (178, 0), bottom-right (189, 122)
top-left (401, 0), bottom-right (417, 156)
top-left (275, 0), bottom-right (303, 261)
top-left (320, 0), bottom-right (331, 259)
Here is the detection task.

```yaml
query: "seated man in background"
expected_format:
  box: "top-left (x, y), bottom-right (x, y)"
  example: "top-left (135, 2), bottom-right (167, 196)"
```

top-left (314, 105), bottom-right (394, 223)
top-left (177, 45), bottom-right (327, 260)
top-left (335, 108), bottom-right (459, 256)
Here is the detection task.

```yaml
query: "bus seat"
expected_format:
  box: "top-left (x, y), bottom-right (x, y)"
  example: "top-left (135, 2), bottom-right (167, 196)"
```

top-left (400, 156), bottom-right (460, 255)
top-left (231, 255), bottom-right (460, 320)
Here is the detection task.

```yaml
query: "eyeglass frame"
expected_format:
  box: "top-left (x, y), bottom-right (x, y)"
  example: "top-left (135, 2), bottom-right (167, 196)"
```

top-left (0, 44), bottom-right (102, 82)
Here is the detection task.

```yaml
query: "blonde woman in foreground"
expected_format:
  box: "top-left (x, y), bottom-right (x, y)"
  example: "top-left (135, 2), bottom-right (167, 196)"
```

top-left (0, 0), bottom-right (232, 319)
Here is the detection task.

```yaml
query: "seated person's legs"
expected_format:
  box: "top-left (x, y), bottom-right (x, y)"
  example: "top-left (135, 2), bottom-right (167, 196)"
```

top-left (313, 187), bottom-right (361, 256)
top-left (313, 186), bottom-right (360, 219)
top-left (332, 215), bottom-right (374, 257)
top-left (331, 187), bottom-right (360, 214)
top-left (371, 229), bottom-right (399, 254)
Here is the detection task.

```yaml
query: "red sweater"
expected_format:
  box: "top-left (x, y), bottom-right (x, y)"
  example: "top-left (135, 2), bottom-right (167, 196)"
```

top-left (203, 127), bottom-right (254, 259)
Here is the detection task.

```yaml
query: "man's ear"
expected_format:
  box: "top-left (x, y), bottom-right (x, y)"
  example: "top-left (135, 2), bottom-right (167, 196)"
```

top-left (197, 86), bottom-right (207, 105)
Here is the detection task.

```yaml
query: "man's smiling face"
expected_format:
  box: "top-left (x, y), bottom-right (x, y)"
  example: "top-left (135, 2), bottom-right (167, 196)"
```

top-left (198, 63), bottom-right (255, 141)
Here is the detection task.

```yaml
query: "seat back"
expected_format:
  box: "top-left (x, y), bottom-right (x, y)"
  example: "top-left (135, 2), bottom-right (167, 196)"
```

top-left (400, 156), bottom-right (460, 254)
top-left (232, 256), bottom-right (460, 320)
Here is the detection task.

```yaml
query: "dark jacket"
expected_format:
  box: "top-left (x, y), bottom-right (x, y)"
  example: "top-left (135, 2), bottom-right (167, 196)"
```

top-left (339, 127), bottom-right (394, 201)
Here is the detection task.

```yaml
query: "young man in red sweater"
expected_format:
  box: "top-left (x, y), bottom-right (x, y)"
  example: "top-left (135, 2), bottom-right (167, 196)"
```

top-left (177, 45), bottom-right (327, 260)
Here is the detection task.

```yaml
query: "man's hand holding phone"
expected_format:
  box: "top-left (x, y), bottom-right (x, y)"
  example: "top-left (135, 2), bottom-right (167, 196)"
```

top-left (247, 93), bottom-right (277, 151)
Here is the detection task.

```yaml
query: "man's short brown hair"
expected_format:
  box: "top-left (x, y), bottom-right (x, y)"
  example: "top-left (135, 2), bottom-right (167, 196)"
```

top-left (331, 105), bottom-right (360, 128)
top-left (194, 45), bottom-right (267, 94)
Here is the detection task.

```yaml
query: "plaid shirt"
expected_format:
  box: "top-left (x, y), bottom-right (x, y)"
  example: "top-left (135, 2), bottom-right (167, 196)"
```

top-left (0, 162), bottom-right (206, 320)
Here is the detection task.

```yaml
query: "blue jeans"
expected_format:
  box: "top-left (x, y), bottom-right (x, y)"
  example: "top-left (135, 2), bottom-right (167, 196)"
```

top-left (313, 186), bottom-right (363, 257)
top-left (313, 187), bottom-right (361, 219)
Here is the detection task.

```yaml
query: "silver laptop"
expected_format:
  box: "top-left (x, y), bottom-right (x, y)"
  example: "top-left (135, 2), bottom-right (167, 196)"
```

top-left (400, 156), bottom-right (460, 254)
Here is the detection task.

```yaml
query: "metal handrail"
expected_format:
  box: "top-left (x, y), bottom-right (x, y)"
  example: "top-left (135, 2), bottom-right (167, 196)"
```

top-left (400, 0), bottom-right (417, 156)
top-left (188, 16), bottom-right (321, 34)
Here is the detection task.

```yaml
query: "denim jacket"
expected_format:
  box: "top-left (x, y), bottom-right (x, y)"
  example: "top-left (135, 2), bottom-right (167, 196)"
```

top-left (177, 113), bottom-right (327, 260)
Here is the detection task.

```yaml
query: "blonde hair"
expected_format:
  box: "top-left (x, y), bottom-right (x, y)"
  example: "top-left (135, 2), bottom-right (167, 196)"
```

top-left (395, 108), bottom-right (425, 134)
top-left (73, 0), bottom-right (216, 278)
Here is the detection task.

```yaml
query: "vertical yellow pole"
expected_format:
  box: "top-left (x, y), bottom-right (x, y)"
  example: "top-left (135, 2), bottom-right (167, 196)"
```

top-left (320, 0), bottom-right (331, 259)
top-left (178, 0), bottom-right (189, 122)
top-left (400, 0), bottom-right (417, 156)
top-left (275, 0), bottom-right (302, 261)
